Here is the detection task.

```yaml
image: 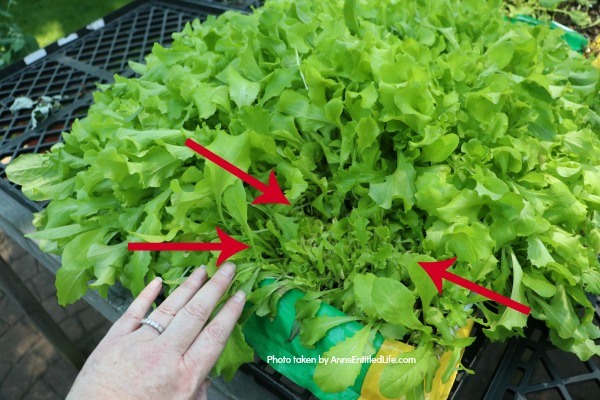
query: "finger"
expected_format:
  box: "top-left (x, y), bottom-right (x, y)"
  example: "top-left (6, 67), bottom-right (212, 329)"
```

top-left (138, 266), bottom-right (207, 337)
top-left (159, 262), bottom-right (236, 353)
top-left (104, 277), bottom-right (163, 340)
top-left (194, 380), bottom-right (210, 400)
top-left (184, 290), bottom-right (246, 377)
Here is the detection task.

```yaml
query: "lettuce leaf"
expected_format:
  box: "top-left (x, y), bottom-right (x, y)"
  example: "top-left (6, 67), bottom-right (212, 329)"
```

top-left (6, 0), bottom-right (600, 394)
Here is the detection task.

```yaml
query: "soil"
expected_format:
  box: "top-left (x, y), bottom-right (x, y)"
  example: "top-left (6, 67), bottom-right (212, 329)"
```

top-left (551, 0), bottom-right (600, 41)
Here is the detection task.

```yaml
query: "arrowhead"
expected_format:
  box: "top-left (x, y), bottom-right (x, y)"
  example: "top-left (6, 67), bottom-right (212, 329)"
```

top-left (215, 227), bottom-right (250, 266)
top-left (252, 170), bottom-right (290, 205)
top-left (417, 257), bottom-right (457, 294)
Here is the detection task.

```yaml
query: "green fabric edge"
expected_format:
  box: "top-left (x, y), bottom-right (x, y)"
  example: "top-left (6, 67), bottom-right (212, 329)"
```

top-left (242, 279), bottom-right (384, 400)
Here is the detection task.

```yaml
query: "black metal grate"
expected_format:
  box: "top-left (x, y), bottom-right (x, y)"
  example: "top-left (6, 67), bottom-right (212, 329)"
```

top-left (0, 60), bottom-right (103, 152)
top-left (62, 3), bottom-right (198, 74)
top-left (203, 0), bottom-right (261, 9)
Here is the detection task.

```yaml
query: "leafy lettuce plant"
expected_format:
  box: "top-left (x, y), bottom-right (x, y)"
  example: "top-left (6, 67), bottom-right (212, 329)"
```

top-left (7, 0), bottom-right (600, 396)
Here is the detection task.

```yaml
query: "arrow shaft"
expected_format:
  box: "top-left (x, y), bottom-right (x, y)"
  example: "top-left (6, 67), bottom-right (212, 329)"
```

top-left (185, 139), bottom-right (266, 191)
top-left (445, 272), bottom-right (531, 315)
top-left (128, 242), bottom-right (221, 252)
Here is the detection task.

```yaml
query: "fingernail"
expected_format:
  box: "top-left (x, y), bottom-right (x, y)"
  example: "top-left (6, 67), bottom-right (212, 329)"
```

top-left (151, 276), bottom-right (162, 287)
top-left (191, 265), bottom-right (206, 281)
top-left (232, 290), bottom-right (246, 304)
top-left (218, 262), bottom-right (235, 277)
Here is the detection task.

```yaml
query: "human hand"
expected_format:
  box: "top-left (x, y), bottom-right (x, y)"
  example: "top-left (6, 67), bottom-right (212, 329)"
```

top-left (67, 262), bottom-right (246, 400)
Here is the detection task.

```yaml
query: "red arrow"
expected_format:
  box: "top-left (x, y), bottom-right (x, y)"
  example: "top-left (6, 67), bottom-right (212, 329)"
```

top-left (128, 227), bottom-right (249, 266)
top-left (417, 257), bottom-right (531, 315)
top-left (185, 138), bottom-right (290, 205)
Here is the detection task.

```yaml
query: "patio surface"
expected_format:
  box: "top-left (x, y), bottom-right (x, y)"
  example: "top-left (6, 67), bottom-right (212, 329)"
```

top-left (0, 230), bottom-right (111, 399)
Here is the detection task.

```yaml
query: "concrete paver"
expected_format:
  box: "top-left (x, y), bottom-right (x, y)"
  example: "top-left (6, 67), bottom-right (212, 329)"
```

top-left (2, 320), bottom-right (40, 363)
top-left (0, 231), bottom-right (111, 399)
top-left (0, 361), bottom-right (11, 382)
top-left (27, 380), bottom-right (63, 400)
top-left (43, 357), bottom-right (79, 396)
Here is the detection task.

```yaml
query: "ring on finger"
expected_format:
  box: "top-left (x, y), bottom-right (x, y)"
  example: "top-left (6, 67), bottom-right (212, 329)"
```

top-left (141, 267), bottom-right (207, 334)
top-left (140, 318), bottom-right (164, 334)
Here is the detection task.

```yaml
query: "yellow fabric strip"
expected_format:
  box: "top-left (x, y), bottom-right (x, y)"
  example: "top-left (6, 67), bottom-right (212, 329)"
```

top-left (426, 319), bottom-right (474, 400)
top-left (359, 339), bottom-right (413, 400)
top-left (359, 320), bottom-right (474, 400)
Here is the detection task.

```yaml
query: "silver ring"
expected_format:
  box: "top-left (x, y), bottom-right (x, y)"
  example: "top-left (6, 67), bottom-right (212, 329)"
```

top-left (140, 318), bottom-right (164, 334)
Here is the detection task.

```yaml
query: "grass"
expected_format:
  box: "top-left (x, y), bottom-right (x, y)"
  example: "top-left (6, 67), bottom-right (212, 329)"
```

top-left (2, 0), bottom-right (132, 47)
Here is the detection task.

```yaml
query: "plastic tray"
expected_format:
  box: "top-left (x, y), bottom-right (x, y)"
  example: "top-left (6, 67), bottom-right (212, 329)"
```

top-left (452, 296), bottom-right (600, 400)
